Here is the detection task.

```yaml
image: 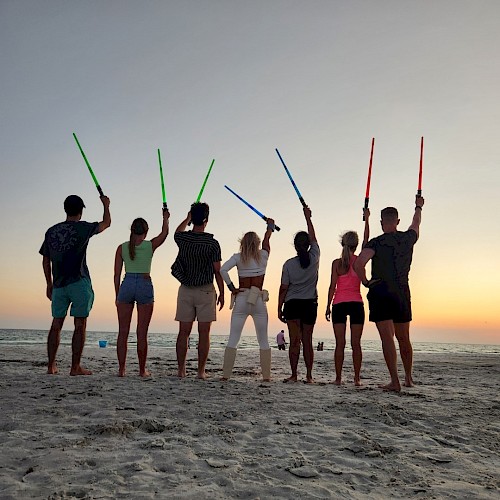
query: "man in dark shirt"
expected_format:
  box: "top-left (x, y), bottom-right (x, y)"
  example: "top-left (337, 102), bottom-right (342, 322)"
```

top-left (171, 202), bottom-right (224, 379)
top-left (354, 196), bottom-right (424, 391)
top-left (40, 194), bottom-right (111, 375)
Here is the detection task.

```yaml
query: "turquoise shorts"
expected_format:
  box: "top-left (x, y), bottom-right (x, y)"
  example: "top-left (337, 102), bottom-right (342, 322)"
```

top-left (51, 277), bottom-right (94, 318)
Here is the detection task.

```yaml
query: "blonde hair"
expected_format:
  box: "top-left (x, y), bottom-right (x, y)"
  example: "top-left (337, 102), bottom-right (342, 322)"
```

top-left (339, 231), bottom-right (358, 273)
top-left (239, 232), bottom-right (261, 265)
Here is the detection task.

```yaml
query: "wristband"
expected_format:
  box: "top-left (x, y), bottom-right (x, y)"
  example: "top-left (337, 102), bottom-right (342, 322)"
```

top-left (267, 222), bottom-right (275, 232)
top-left (415, 206), bottom-right (422, 211)
top-left (228, 282), bottom-right (236, 292)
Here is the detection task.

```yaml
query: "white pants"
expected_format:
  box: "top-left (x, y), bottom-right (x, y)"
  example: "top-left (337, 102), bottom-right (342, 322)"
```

top-left (227, 290), bottom-right (269, 349)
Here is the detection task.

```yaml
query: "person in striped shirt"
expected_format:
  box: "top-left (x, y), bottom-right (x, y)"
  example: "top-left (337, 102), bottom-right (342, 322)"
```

top-left (171, 202), bottom-right (225, 379)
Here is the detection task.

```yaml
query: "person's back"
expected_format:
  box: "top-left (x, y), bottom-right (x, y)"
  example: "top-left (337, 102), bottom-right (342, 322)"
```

top-left (333, 255), bottom-right (362, 304)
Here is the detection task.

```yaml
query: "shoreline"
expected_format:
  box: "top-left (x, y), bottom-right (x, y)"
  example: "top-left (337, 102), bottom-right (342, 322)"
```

top-left (1, 346), bottom-right (499, 498)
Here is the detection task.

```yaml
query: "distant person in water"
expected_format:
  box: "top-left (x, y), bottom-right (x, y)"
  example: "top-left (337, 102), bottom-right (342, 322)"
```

top-left (220, 218), bottom-right (276, 382)
top-left (171, 202), bottom-right (224, 379)
top-left (40, 194), bottom-right (111, 375)
top-left (114, 210), bottom-right (170, 377)
top-left (277, 330), bottom-right (286, 350)
top-left (325, 208), bottom-right (370, 386)
top-left (354, 196), bottom-right (424, 392)
top-left (278, 206), bottom-right (319, 384)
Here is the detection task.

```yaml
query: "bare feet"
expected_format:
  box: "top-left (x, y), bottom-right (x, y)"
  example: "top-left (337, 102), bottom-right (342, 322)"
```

top-left (220, 377), bottom-right (228, 382)
top-left (333, 378), bottom-right (342, 386)
top-left (177, 366), bottom-right (186, 378)
top-left (262, 378), bottom-right (271, 383)
top-left (140, 370), bottom-right (151, 378)
top-left (283, 375), bottom-right (298, 383)
top-left (379, 381), bottom-right (401, 392)
top-left (197, 371), bottom-right (208, 380)
top-left (404, 376), bottom-right (415, 387)
top-left (304, 377), bottom-right (315, 384)
top-left (354, 379), bottom-right (362, 387)
top-left (70, 366), bottom-right (92, 376)
top-left (118, 369), bottom-right (126, 377)
top-left (47, 364), bottom-right (59, 375)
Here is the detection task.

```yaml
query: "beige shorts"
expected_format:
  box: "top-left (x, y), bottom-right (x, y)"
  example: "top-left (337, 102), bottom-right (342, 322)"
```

top-left (175, 283), bottom-right (217, 322)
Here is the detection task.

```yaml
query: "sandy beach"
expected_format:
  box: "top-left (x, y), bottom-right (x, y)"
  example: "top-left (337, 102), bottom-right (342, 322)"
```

top-left (0, 345), bottom-right (498, 499)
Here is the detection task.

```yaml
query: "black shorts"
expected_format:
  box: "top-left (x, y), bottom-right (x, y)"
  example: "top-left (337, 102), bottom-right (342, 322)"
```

top-left (331, 301), bottom-right (365, 325)
top-left (367, 281), bottom-right (412, 323)
top-left (283, 299), bottom-right (318, 325)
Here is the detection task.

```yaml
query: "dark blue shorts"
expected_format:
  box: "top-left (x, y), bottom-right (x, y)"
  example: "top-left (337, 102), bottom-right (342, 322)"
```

top-left (367, 281), bottom-right (411, 323)
top-left (283, 299), bottom-right (318, 325)
top-left (117, 274), bottom-right (154, 305)
top-left (331, 301), bottom-right (365, 325)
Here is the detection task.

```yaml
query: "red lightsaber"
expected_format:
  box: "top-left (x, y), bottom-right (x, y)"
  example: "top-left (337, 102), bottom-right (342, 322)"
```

top-left (418, 136), bottom-right (424, 196)
top-left (363, 138), bottom-right (375, 221)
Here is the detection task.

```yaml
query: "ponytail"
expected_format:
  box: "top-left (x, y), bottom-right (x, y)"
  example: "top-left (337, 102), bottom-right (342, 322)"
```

top-left (129, 218), bottom-right (149, 261)
top-left (339, 231), bottom-right (359, 273)
top-left (294, 231), bottom-right (311, 269)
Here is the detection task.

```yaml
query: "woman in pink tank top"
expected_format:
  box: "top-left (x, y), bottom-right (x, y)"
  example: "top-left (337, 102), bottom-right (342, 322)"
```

top-left (325, 209), bottom-right (370, 386)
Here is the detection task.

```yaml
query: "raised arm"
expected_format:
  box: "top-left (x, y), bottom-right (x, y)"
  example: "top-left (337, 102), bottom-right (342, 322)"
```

top-left (175, 211), bottom-right (192, 233)
top-left (42, 256), bottom-right (53, 300)
top-left (151, 209), bottom-right (170, 252)
top-left (261, 218), bottom-right (275, 254)
top-left (303, 206), bottom-right (316, 243)
top-left (113, 245), bottom-right (124, 301)
top-left (409, 196), bottom-right (424, 239)
top-left (362, 207), bottom-right (370, 248)
top-left (97, 195), bottom-right (111, 233)
top-left (325, 260), bottom-right (340, 321)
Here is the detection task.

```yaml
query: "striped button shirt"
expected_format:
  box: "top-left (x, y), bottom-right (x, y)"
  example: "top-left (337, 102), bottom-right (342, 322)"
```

top-left (171, 231), bottom-right (222, 287)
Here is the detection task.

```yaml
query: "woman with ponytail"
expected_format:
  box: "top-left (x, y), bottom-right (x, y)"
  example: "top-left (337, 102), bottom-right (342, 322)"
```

top-left (278, 206), bottom-right (319, 383)
top-left (114, 210), bottom-right (170, 377)
top-left (325, 208), bottom-right (370, 386)
top-left (219, 218), bottom-right (275, 382)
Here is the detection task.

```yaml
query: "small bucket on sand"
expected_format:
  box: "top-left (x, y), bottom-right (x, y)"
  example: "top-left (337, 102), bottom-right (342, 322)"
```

top-left (98, 340), bottom-right (108, 348)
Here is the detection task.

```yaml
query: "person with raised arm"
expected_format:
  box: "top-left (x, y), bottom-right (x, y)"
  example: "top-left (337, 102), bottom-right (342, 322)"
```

top-left (278, 206), bottom-right (320, 384)
top-left (220, 218), bottom-right (275, 381)
top-left (40, 194), bottom-right (111, 375)
top-left (171, 202), bottom-right (224, 379)
top-left (114, 209), bottom-right (170, 377)
top-left (325, 208), bottom-right (370, 386)
top-left (354, 196), bottom-right (425, 391)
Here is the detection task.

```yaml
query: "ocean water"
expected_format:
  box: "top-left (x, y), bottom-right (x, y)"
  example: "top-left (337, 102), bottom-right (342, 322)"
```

top-left (0, 329), bottom-right (499, 354)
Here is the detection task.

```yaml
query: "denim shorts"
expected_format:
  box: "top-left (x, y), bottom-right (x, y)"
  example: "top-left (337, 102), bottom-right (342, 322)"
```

top-left (52, 277), bottom-right (94, 318)
top-left (117, 273), bottom-right (154, 305)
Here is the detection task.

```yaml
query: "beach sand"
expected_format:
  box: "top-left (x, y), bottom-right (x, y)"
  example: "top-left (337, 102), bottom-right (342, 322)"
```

top-left (0, 344), bottom-right (498, 499)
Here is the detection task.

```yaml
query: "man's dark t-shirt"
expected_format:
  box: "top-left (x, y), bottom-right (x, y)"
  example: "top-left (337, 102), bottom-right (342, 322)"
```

top-left (365, 230), bottom-right (418, 289)
top-left (39, 221), bottom-right (99, 288)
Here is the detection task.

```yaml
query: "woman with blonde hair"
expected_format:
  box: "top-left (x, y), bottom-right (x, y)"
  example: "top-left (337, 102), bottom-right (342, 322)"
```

top-left (325, 208), bottom-right (370, 386)
top-left (220, 218), bottom-right (275, 381)
top-left (114, 210), bottom-right (169, 377)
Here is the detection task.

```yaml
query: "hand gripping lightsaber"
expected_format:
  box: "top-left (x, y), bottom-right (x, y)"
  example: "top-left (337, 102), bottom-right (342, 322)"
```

top-left (72, 133), bottom-right (104, 196)
top-left (275, 148), bottom-right (307, 208)
top-left (196, 159), bottom-right (215, 202)
top-left (224, 185), bottom-right (280, 231)
top-left (363, 138), bottom-right (375, 221)
top-left (417, 136), bottom-right (424, 197)
top-left (157, 148), bottom-right (168, 210)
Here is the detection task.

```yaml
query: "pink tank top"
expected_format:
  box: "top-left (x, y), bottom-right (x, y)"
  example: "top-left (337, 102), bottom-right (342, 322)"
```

top-left (333, 255), bottom-right (363, 304)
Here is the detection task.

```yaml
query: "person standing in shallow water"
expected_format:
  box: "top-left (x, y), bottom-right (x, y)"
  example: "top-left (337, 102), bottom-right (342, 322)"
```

top-left (354, 196), bottom-right (424, 392)
top-left (171, 202), bottom-right (224, 379)
top-left (220, 218), bottom-right (275, 382)
top-left (325, 208), bottom-right (370, 386)
top-left (114, 210), bottom-right (170, 377)
top-left (40, 194), bottom-right (111, 375)
top-left (278, 206), bottom-right (319, 384)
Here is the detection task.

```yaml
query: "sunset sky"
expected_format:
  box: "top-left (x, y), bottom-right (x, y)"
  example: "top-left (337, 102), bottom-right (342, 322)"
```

top-left (1, 1), bottom-right (499, 345)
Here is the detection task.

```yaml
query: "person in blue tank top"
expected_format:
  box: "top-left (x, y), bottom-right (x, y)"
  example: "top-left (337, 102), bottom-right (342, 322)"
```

top-left (114, 210), bottom-right (169, 377)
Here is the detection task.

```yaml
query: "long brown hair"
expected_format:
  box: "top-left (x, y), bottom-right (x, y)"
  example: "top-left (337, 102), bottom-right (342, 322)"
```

top-left (339, 231), bottom-right (358, 273)
top-left (294, 231), bottom-right (311, 269)
top-left (239, 232), bottom-right (261, 265)
top-left (129, 218), bottom-right (148, 260)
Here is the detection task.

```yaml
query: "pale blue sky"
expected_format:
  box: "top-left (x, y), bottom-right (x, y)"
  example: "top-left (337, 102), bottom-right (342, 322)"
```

top-left (1, 1), bottom-right (499, 344)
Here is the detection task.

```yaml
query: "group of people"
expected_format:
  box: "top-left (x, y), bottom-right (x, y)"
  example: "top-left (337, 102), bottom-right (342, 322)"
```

top-left (40, 191), bottom-right (424, 391)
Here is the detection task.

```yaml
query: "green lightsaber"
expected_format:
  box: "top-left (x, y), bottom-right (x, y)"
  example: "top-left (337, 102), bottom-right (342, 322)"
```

top-left (158, 148), bottom-right (168, 209)
top-left (196, 159), bottom-right (215, 202)
top-left (72, 133), bottom-right (104, 196)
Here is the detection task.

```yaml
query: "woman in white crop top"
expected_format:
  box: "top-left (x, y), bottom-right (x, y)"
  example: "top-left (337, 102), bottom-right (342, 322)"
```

top-left (220, 218), bottom-right (275, 381)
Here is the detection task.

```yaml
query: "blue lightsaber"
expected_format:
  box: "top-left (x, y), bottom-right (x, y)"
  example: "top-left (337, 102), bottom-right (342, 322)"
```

top-left (224, 185), bottom-right (280, 231)
top-left (275, 148), bottom-right (307, 207)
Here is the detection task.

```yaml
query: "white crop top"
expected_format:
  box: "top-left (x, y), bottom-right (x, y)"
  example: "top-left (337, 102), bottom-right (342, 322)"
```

top-left (220, 249), bottom-right (269, 285)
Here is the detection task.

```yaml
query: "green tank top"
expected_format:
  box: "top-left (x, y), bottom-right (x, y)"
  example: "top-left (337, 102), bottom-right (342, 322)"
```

top-left (122, 240), bottom-right (153, 273)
